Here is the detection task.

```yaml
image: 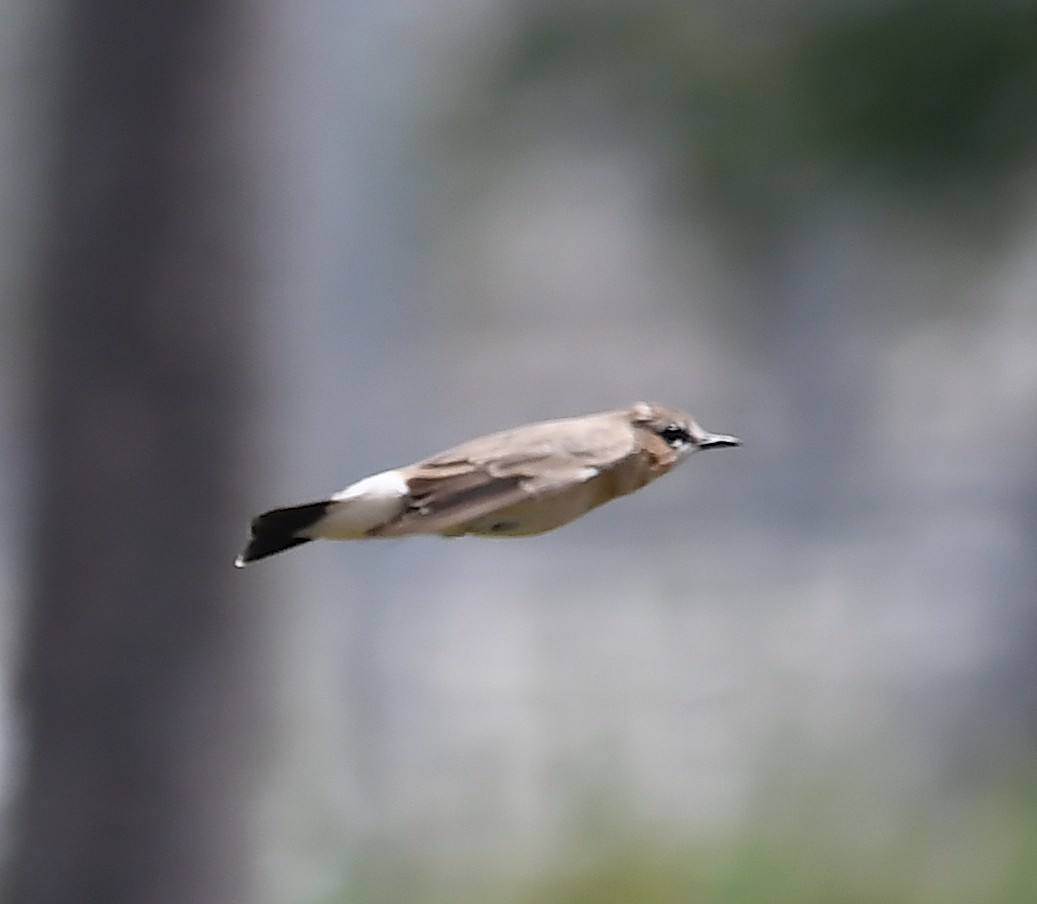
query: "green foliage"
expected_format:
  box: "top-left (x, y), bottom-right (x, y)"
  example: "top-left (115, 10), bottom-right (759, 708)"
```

top-left (327, 774), bottom-right (1037, 904)
top-left (790, 1), bottom-right (1037, 184)
top-left (457, 0), bottom-right (1037, 239)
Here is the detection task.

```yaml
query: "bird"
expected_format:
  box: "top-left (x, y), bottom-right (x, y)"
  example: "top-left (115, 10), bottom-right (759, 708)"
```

top-left (235, 402), bottom-right (739, 566)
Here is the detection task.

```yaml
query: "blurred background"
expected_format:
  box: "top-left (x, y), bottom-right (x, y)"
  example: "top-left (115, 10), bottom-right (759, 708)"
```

top-left (2, 1), bottom-right (1036, 902)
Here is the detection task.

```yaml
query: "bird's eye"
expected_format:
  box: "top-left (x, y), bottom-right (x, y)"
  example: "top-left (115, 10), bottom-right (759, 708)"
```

top-left (658, 423), bottom-right (691, 447)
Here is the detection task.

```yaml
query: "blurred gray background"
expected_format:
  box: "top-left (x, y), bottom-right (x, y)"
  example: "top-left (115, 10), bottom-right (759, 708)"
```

top-left (2, 1), bottom-right (1036, 902)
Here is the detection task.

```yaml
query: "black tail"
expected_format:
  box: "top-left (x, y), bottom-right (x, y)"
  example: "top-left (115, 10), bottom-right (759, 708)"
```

top-left (235, 500), bottom-right (331, 566)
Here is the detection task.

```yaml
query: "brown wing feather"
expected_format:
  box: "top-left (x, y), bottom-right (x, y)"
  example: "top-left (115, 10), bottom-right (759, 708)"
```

top-left (369, 469), bottom-right (531, 537)
top-left (417, 411), bottom-right (637, 479)
top-left (371, 410), bottom-right (641, 537)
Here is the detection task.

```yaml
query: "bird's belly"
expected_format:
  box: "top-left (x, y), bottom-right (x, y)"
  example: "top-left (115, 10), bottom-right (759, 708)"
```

top-left (449, 480), bottom-right (613, 537)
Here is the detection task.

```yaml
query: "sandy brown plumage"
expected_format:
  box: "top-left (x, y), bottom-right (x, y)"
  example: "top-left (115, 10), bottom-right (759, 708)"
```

top-left (236, 402), bottom-right (739, 565)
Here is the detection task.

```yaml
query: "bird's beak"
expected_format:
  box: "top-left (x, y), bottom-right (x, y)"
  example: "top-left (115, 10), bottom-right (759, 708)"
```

top-left (696, 431), bottom-right (741, 450)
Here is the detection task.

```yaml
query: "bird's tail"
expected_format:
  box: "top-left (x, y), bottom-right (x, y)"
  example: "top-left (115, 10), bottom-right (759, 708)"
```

top-left (235, 500), bottom-right (331, 567)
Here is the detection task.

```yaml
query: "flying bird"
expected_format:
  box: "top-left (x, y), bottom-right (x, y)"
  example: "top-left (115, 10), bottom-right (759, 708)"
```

top-left (235, 402), bottom-right (739, 566)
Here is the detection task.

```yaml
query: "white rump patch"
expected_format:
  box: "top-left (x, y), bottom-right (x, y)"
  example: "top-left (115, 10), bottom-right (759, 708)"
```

top-left (331, 469), bottom-right (409, 502)
top-left (315, 469), bottom-right (410, 538)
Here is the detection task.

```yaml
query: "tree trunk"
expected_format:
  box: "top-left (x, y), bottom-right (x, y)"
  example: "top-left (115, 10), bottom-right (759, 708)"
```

top-left (4, 3), bottom-right (268, 903)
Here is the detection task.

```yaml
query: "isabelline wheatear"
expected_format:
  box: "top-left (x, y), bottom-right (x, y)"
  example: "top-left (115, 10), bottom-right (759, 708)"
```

top-left (235, 402), bottom-right (739, 566)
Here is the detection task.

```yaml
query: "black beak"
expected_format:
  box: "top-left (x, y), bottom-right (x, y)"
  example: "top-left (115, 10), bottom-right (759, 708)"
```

top-left (696, 431), bottom-right (741, 450)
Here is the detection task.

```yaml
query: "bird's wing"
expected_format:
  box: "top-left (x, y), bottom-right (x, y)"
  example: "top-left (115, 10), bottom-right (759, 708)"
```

top-left (370, 414), bottom-right (637, 537)
top-left (436, 413), bottom-right (637, 476)
top-left (370, 464), bottom-right (531, 537)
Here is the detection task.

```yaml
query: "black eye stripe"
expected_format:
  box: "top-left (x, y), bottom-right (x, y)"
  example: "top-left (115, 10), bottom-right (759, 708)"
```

top-left (658, 423), bottom-right (691, 446)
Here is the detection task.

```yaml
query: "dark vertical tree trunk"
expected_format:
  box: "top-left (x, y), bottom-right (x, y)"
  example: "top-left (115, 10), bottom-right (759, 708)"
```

top-left (4, 3), bottom-right (268, 904)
